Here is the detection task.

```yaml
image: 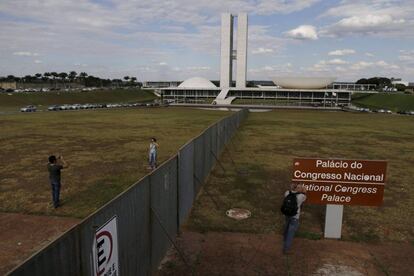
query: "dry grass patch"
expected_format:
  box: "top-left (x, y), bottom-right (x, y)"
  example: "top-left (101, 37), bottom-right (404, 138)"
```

top-left (0, 107), bottom-right (229, 218)
top-left (188, 110), bottom-right (414, 242)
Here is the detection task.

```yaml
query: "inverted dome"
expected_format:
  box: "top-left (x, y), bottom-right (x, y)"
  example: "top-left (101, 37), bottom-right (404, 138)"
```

top-left (179, 77), bottom-right (216, 88)
top-left (272, 77), bottom-right (336, 89)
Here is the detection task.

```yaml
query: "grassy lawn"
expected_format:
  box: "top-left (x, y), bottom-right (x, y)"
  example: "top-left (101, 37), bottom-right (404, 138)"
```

top-left (0, 89), bottom-right (156, 112)
top-left (352, 92), bottom-right (414, 111)
top-left (0, 107), bottom-right (229, 218)
top-left (188, 110), bottom-right (414, 243)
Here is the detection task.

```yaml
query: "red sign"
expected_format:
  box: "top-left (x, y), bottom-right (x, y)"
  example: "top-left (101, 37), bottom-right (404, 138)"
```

top-left (292, 158), bottom-right (387, 206)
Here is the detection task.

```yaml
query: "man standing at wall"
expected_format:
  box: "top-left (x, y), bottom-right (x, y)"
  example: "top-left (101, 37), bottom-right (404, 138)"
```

top-left (47, 155), bottom-right (68, 208)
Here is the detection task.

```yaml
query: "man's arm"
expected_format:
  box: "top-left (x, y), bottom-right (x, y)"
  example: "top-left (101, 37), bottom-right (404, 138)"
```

top-left (58, 156), bottom-right (68, 168)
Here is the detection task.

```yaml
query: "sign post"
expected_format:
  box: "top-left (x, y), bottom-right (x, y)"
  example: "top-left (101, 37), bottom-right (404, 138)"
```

top-left (324, 204), bottom-right (343, 238)
top-left (92, 216), bottom-right (119, 276)
top-left (292, 158), bottom-right (387, 239)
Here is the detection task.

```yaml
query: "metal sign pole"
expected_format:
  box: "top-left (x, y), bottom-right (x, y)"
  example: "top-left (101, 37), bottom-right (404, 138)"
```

top-left (324, 204), bottom-right (344, 239)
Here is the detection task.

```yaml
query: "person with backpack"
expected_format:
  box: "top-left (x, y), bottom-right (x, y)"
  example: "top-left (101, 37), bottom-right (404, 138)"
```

top-left (281, 183), bottom-right (307, 254)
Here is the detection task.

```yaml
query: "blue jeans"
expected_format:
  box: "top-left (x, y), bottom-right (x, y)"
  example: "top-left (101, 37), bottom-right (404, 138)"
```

top-left (50, 180), bottom-right (61, 208)
top-left (283, 216), bottom-right (299, 252)
top-left (149, 151), bottom-right (157, 169)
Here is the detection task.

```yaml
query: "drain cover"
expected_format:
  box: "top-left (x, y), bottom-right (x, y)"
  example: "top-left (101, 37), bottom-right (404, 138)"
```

top-left (226, 208), bottom-right (251, 220)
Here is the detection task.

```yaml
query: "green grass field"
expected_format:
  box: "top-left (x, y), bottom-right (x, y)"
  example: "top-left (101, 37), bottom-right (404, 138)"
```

top-left (0, 107), bottom-right (229, 218)
top-left (0, 89), bottom-right (156, 112)
top-left (352, 92), bottom-right (414, 111)
top-left (188, 110), bottom-right (414, 243)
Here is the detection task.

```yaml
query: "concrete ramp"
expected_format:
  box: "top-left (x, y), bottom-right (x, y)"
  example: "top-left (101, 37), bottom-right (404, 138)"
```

top-left (216, 88), bottom-right (230, 100)
top-left (213, 89), bottom-right (236, 105)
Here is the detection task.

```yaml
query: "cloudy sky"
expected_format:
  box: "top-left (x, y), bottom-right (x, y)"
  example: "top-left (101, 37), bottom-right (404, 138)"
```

top-left (1, 0), bottom-right (413, 81)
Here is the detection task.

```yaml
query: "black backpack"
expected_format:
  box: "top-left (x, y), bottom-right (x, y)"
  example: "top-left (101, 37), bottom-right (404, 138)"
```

top-left (281, 191), bottom-right (300, 216)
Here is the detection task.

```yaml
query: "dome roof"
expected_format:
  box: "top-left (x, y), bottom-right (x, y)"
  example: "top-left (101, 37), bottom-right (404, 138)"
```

top-left (178, 77), bottom-right (216, 88)
top-left (272, 77), bottom-right (336, 89)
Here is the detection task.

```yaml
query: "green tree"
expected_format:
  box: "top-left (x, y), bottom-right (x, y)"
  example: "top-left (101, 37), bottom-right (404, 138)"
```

top-left (23, 75), bottom-right (33, 82)
top-left (395, 84), bottom-right (406, 91)
top-left (58, 72), bottom-right (68, 87)
top-left (7, 75), bottom-right (16, 81)
top-left (79, 72), bottom-right (88, 86)
top-left (50, 72), bottom-right (58, 88)
top-left (123, 76), bottom-right (130, 86)
top-left (68, 71), bottom-right (77, 83)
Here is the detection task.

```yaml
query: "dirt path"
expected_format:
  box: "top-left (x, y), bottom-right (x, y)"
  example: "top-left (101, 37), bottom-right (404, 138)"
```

top-left (158, 231), bottom-right (414, 276)
top-left (0, 212), bottom-right (79, 275)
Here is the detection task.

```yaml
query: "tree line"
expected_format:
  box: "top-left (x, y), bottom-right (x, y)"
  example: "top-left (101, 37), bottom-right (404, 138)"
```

top-left (356, 77), bottom-right (407, 91)
top-left (0, 71), bottom-right (141, 88)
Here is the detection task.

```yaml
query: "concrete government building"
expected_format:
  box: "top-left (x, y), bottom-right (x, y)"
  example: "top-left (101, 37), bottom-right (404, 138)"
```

top-left (156, 13), bottom-right (359, 107)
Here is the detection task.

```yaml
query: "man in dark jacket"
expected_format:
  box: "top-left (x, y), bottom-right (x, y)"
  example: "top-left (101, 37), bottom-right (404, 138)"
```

top-left (47, 155), bottom-right (68, 208)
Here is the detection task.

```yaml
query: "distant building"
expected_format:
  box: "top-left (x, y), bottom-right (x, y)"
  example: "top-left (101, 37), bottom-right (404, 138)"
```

top-left (328, 82), bottom-right (377, 91)
top-left (153, 13), bottom-right (380, 107)
top-left (0, 81), bottom-right (17, 90)
top-left (391, 79), bottom-right (409, 87)
top-left (142, 81), bottom-right (182, 88)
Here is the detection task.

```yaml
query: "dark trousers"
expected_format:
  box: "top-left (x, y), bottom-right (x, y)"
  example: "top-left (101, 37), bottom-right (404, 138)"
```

top-left (50, 180), bottom-right (61, 207)
top-left (283, 216), bottom-right (299, 252)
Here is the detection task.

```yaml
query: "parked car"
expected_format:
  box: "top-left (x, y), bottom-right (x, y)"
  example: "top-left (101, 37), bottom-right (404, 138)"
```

top-left (48, 105), bottom-right (60, 111)
top-left (71, 104), bottom-right (82, 110)
top-left (59, 104), bottom-right (72, 110)
top-left (20, 105), bottom-right (37, 112)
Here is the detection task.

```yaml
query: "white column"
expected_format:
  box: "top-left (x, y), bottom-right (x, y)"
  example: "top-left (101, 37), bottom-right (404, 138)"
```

top-left (236, 13), bottom-right (248, 88)
top-left (220, 13), bottom-right (233, 88)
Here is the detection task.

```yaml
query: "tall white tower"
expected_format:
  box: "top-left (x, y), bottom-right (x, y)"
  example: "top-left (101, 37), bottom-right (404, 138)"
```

top-left (220, 13), bottom-right (233, 88)
top-left (220, 13), bottom-right (248, 88)
top-left (236, 13), bottom-right (248, 88)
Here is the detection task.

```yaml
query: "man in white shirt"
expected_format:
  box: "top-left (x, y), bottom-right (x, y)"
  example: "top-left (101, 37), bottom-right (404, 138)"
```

top-left (282, 183), bottom-right (307, 254)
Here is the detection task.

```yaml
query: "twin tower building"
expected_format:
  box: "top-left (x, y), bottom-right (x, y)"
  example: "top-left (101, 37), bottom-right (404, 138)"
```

top-left (220, 13), bottom-right (248, 89)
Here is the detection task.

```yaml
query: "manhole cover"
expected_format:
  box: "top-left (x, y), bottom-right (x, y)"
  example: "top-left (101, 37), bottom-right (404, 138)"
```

top-left (226, 208), bottom-right (251, 220)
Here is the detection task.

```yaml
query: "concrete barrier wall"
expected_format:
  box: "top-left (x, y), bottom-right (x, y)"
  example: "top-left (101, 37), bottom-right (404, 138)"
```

top-left (8, 108), bottom-right (248, 276)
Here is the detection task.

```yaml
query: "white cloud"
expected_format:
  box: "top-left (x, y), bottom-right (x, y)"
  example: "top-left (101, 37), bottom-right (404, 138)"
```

top-left (320, 1), bottom-right (414, 37)
top-left (350, 60), bottom-right (399, 70)
top-left (285, 25), bottom-right (318, 40)
top-left (399, 50), bottom-right (414, 63)
top-left (34, 60), bottom-right (42, 64)
top-left (325, 14), bottom-right (408, 36)
top-left (159, 62), bottom-right (168, 66)
top-left (255, 0), bottom-right (321, 15)
top-left (311, 59), bottom-right (348, 71)
top-left (186, 66), bottom-right (211, 71)
top-left (365, 52), bottom-right (374, 57)
top-left (327, 58), bottom-right (348, 65)
top-left (251, 47), bottom-right (274, 54)
top-left (328, 49), bottom-right (356, 56)
top-left (13, 51), bottom-right (39, 56)
top-left (248, 64), bottom-right (293, 77)
top-left (74, 63), bottom-right (88, 67)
